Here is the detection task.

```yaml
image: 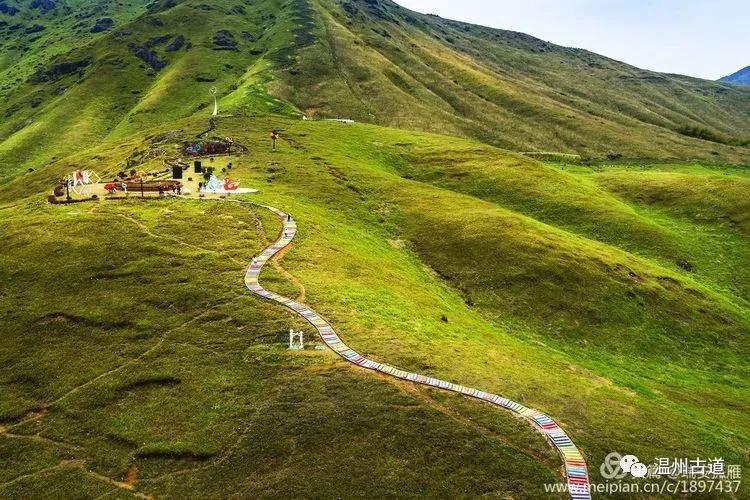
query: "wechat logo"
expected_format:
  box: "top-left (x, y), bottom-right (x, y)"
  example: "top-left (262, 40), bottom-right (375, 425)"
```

top-left (601, 452), bottom-right (649, 479)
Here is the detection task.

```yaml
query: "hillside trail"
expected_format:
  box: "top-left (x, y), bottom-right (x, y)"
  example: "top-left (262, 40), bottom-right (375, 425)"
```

top-left (24, 195), bottom-right (589, 497)
top-left (247, 209), bottom-right (305, 302)
top-left (0, 459), bottom-right (152, 499)
top-left (230, 199), bottom-right (592, 500)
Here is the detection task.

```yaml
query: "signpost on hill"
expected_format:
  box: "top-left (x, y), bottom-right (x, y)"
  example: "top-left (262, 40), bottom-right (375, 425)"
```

top-left (289, 329), bottom-right (304, 350)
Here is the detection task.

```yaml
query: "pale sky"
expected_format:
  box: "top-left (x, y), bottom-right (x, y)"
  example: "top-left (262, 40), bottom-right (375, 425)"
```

top-left (396, 0), bottom-right (749, 80)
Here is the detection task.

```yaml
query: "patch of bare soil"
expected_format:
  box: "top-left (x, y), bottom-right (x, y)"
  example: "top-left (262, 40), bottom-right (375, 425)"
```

top-left (125, 463), bottom-right (139, 487)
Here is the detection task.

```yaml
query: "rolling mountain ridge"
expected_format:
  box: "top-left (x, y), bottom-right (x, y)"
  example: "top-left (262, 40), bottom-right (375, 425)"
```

top-left (0, 0), bottom-right (749, 185)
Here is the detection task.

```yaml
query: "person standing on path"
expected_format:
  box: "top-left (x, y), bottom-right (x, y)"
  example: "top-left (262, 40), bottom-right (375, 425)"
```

top-left (271, 131), bottom-right (279, 152)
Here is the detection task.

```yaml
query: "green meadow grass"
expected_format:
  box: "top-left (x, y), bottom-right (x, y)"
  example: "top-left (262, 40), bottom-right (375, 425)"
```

top-left (0, 198), bottom-right (565, 498)
top-left (2, 114), bottom-right (746, 496)
top-left (0, 0), bottom-right (748, 496)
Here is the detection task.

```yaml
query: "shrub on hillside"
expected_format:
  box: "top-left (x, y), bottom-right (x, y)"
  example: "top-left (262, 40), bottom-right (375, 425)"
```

top-left (91, 18), bottom-right (114, 33)
top-left (195, 73), bottom-right (216, 82)
top-left (128, 42), bottom-right (167, 71)
top-left (30, 59), bottom-right (92, 83)
top-left (147, 0), bottom-right (176, 14)
top-left (676, 259), bottom-right (694, 272)
top-left (0, 2), bottom-right (19, 15)
top-left (30, 0), bottom-right (56, 11)
top-left (342, 1), bottom-right (358, 15)
top-left (676, 125), bottom-right (727, 145)
top-left (213, 30), bottom-right (238, 51)
top-left (24, 24), bottom-right (45, 34)
top-left (166, 35), bottom-right (185, 52)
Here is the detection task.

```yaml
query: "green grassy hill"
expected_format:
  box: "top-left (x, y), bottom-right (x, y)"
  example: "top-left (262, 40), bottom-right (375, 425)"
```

top-left (1, 0), bottom-right (749, 497)
top-left (1, 0), bottom-right (749, 186)
top-left (280, 0), bottom-right (750, 161)
top-left (1, 114), bottom-right (748, 497)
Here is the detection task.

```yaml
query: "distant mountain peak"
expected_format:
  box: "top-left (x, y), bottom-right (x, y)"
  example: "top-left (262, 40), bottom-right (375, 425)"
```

top-left (719, 65), bottom-right (750, 85)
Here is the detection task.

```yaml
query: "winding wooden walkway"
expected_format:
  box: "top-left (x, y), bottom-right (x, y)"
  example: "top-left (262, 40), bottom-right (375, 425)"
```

top-left (242, 202), bottom-right (591, 499)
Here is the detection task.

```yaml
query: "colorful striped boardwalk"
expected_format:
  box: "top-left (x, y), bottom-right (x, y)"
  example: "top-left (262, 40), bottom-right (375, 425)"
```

top-left (242, 202), bottom-right (591, 499)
